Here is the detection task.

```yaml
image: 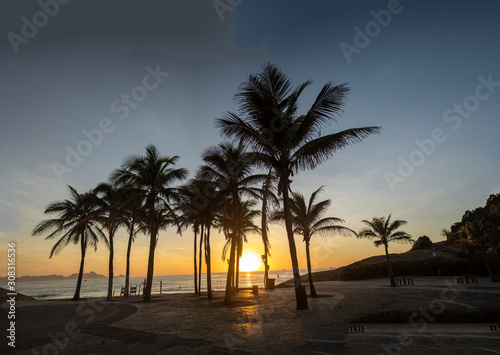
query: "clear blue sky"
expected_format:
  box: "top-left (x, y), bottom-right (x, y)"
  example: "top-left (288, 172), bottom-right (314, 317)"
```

top-left (1, 0), bottom-right (499, 276)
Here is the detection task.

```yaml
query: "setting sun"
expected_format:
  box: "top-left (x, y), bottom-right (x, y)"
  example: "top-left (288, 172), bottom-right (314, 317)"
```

top-left (239, 251), bottom-right (262, 272)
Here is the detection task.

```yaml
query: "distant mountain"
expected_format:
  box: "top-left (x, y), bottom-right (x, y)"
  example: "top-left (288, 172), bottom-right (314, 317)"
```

top-left (0, 271), bottom-right (107, 283)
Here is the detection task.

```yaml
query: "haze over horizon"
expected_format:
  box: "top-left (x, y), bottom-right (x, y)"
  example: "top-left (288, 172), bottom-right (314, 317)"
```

top-left (1, 0), bottom-right (499, 278)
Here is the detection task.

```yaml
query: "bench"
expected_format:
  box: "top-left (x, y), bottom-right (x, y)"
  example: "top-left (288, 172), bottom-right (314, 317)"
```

top-left (456, 276), bottom-right (478, 284)
top-left (348, 324), bottom-right (365, 333)
top-left (395, 277), bottom-right (414, 285)
top-left (237, 285), bottom-right (259, 294)
top-left (489, 323), bottom-right (500, 331)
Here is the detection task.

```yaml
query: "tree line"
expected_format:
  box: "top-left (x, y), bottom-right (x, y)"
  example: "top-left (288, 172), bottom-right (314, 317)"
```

top-left (442, 193), bottom-right (500, 281)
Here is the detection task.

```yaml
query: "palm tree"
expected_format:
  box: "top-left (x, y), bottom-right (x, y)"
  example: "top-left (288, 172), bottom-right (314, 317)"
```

top-left (176, 184), bottom-right (201, 295)
top-left (94, 182), bottom-right (130, 301)
top-left (197, 141), bottom-right (265, 303)
top-left (110, 145), bottom-right (187, 301)
top-left (259, 171), bottom-right (279, 289)
top-left (358, 215), bottom-right (413, 287)
top-left (217, 199), bottom-right (261, 302)
top-left (453, 225), bottom-right (481, 277)
top-left (465, 218), bottom-right (497, 281)
top-left (275, 186), bottom-right (357, 297)
top-left (216, 63), bottom-right (381, 309)
top-left (32, 185), bottom-right (106, 300)
top-left (120, 186), bottom-right (145, 298)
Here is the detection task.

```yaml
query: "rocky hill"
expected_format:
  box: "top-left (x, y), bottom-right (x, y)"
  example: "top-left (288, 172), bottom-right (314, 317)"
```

top-left (277, 242), bottom-right (479, 287)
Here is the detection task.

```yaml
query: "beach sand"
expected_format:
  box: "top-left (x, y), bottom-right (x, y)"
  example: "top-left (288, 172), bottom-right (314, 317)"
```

top-left (2, 277), bottom-right (500, 354)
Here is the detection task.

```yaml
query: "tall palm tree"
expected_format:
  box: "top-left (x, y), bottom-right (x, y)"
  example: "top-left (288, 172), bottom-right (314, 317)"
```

top-left (275, 186), bottom-right (357, 297)
top-left (259, 171), bottom-right (279, 289)
top-left (358, 215), bottom-right (413, 287)
top-left (176, 184), bottom-right (201, 295)
top-left (94, 182), bottom-right (130, 301)
top-left (120, 185), bottom-right (145, 298)
top-left (217, 199), bottom-right (261, 302)
top-left (110, 145), bottom-right (187, 301)
top-left (197, 141), bottom-right (265, 303)
top-left (32, 185), bottom-right (106, 300)
top-left (216, 63), bottom-right (381, 309)
top-left (453, 225), bottom-right (481, 277)
top-left (465, 218), bottom-right (497, 281)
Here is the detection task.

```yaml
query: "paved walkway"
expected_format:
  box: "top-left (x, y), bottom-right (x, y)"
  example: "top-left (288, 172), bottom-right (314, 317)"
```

top-left (4, 277), bottom-right (500, 354)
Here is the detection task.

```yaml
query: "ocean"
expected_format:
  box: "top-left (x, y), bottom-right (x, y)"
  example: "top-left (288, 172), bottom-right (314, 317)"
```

top-left (3, 269), bottom-right (326, 300)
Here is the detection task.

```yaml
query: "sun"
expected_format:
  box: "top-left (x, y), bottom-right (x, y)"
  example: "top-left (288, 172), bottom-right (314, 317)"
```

top-left (239, 251), bottom-right (262, 272)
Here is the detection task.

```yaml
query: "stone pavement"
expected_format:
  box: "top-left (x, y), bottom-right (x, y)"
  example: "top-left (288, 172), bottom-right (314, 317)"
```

top-left (3, 277), bottom-right (500, 354)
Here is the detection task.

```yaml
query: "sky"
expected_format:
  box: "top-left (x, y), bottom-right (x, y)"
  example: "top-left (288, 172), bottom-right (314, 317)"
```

top-left (1, 0), bottom-right (499, 278)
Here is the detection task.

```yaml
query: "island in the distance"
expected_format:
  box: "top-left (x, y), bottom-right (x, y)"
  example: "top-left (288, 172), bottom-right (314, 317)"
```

top-left (0, 271), bottom-right (124, 283)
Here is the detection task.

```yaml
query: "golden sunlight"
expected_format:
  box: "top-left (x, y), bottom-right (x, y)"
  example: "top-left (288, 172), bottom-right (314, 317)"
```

top-left (239, 251), bottom-right (262, 272)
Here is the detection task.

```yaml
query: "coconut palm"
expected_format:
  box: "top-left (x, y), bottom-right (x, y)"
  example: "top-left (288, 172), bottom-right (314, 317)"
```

top-left (358, 215), bottom-right (413, 287)
top-left (453, 225), bottom-right (481, 277)
top-left (120, 186), bottom-right (145, 297)
top-left (94, 182), bottom-right (130, 301)
top-left (191, 178), bottom-right (222, 299)
top-left (216, 63), bottom-right (381, 308)
top-left (197, 141), bottom-right (265, 303)
top-left (176, 184), bottom-right (202, 295)
top-left (259, 171), bottom-right (279, 288)
top-left (32, 185), bottom-right (106, 300)
top-left (465, 218), bottom-right (497, 281)
top-left (110, 145), bottom-right (187, 301)
top-left (217, 199), bottom-right (261, 302)
top-left (275, 186), bottom-right (357, 297)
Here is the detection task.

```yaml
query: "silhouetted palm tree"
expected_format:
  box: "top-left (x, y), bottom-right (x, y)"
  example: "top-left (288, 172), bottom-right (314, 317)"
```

top-left (176, 184), bottom-right (202, 295)
top-left (197, 141), bottom-right (264, 303)
top-left (120, 186), bottom-right (145, 297)
top-left (217, 199), bottom-right (261, 300)
top-left (358, 215), bottom-right (413, 287)
top-left (94, 182), bottom-right (130, 301)
top-left (454, 225), bottom-right (481, 277)
top-left (259, 171), bottom-right (279, 288)
top-left (32, 185), bottom-right (106, 300)
top-left (466, 218), bottom-right (497, 281)
top-left (216, 63), bottom-right (381, 308)
top-left (275, 186), bottom-right (356, 297)
top-left (110, 145), bottom-right (187, 301)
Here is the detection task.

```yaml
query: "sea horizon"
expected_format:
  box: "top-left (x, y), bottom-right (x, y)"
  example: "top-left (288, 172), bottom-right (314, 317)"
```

top-left (2, 269), bottom-right (329, 300)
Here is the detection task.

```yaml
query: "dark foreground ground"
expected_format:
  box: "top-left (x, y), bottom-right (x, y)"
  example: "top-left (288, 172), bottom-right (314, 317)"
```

top-left (2, 277), bottom-right (500, 354)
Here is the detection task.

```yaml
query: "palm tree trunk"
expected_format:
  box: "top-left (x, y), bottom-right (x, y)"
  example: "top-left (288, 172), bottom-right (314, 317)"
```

top-left (143, 230), bottom-right (156, 301)
top-left (384, 242), bottom-right (396, 287)
top-left (262, 203), bottom-right (270, 288)
top-left (205, 226), bottom-right (212, 300)
top-left (261, 174), bottom-right (271, 288)
top-left (72, 234), bottom-right (86, 301)
top-left (224, 236), bottom-right (237, 305)
top-left (198, 225), bottom-right (204, 294)
top-left (106, 229), bottom-right (115, 301)
top-left (144, 199), bottom-right (157, 302)
top-left (125, 221), bottom-right (134, 298)
top-left (305, 240), bottom-right (317, 297)
top-left (235, 241), bottom-right (240, 291)
top-left (282, 181), bottom-right (308, 310)
top-left (194, 230), bottom-right (198, 295)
